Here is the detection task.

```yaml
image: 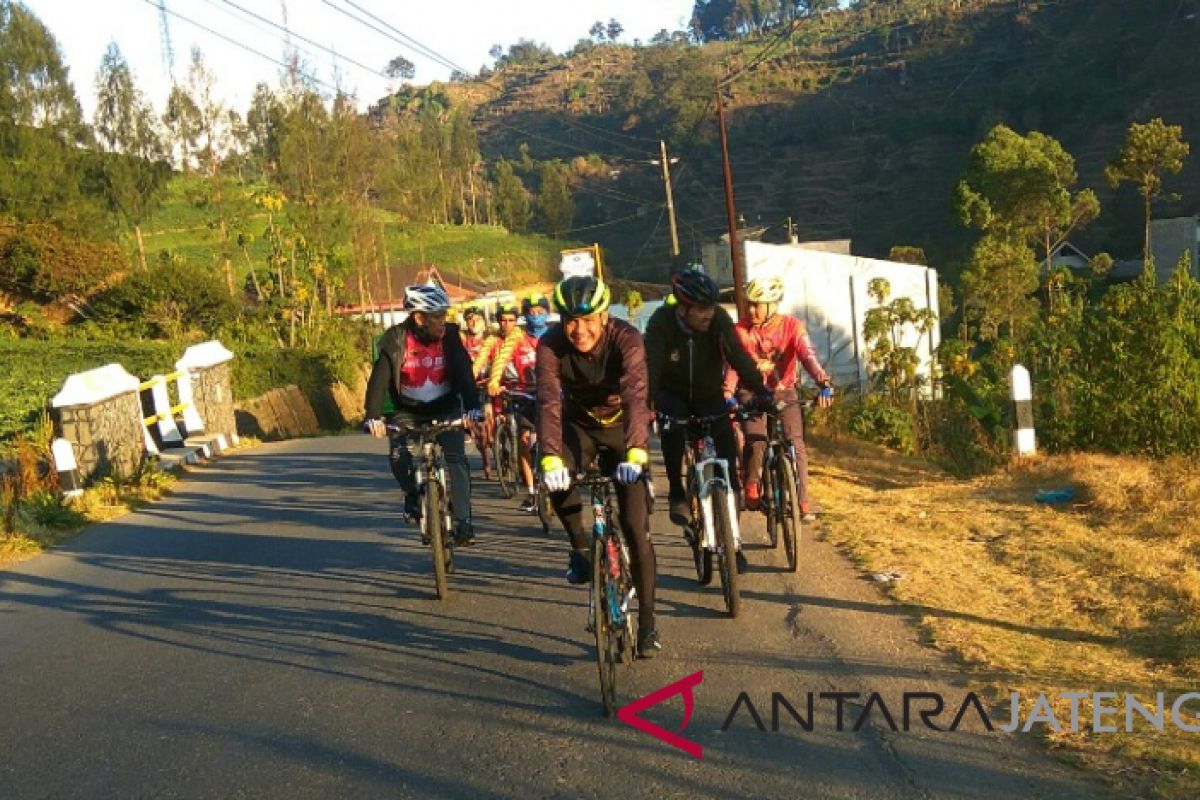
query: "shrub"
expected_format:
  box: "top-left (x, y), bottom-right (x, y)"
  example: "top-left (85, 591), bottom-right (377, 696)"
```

top-left (0, 222), bottom-right (124, 300)
top-left (846, 394), bottom-right (917, 454)
top-left (91, 262), bottom-right (237, 338)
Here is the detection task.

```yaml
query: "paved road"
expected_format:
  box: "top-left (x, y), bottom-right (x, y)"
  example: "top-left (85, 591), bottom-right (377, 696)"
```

top-left (0, 435), bottom-right (1112, 799)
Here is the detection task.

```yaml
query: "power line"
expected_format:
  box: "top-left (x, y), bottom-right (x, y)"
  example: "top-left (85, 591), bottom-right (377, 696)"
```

top-left (317, 0), bottom-right (464, 76)
top-left (139, 0), bottom-right (338, 91)
top-left (214, 0), bottom-right (384, 79)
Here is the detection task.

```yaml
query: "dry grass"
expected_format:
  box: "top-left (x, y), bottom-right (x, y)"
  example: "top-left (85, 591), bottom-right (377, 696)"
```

top-left (811, 436), bottom-right (1200, 798)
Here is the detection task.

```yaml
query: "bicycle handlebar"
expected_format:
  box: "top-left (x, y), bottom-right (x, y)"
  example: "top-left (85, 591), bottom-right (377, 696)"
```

top-left (385, 417), bottom-right (466, 435)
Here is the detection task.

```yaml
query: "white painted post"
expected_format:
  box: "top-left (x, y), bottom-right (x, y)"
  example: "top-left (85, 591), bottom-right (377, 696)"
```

top-left (1011, 364), bottom-right (1036, 456)
top-left (150, 376), bottom-right (185, 446)
top-left (51, 438), bottom-right (82, 500)
top-left (174, 370), bottom-right (206, 436)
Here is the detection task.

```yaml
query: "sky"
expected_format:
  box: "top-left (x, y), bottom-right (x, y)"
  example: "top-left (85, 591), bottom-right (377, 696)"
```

top-left (23, 0), bottom-right (697, 120)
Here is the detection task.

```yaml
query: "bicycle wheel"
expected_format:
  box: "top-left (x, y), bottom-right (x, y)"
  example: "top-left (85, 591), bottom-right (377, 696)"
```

top-left (425, 479), bottom-right (449, 600)
top-left (495, 421), bottom-right (516, 498)
top-left (777, 456), bottom-right (801, 573)
top-left (711, 484), bottom-right (741, 618)
top-left (689, 486), bottom-right (713, 586)
top-left (763, 451), bottom-right (780, 550)
top-left (592, 535), bottom-right (619, 716)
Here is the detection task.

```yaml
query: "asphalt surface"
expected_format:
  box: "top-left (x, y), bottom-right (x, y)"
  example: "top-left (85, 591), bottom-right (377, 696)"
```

top-left (0, 434), bottom-right (1114, 799)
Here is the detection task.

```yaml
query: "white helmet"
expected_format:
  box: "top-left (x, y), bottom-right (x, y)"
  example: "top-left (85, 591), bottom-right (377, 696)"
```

top-left (403, 284), bottom-right (451, 312)
top-left (745, 275), bottom-right (784, 304)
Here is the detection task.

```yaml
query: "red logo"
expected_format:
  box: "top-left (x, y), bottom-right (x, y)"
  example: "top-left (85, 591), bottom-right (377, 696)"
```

top-left (617, 671), bottom-right (704, 759)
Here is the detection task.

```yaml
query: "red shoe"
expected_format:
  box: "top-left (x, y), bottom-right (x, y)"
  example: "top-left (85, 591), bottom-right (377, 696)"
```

top-left (744, 481), bottom-right (762, 512)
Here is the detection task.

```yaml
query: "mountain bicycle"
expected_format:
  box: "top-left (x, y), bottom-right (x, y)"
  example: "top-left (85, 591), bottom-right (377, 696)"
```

top-left (659, 408), bottom-right (749, 618)
top-left (388, 418), bottom-right (464, 600)
top-left (757, 396), bottom-right (816, 573)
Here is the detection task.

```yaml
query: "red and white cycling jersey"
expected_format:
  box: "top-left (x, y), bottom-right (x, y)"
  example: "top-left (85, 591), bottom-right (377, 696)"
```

top-left (503, 332), bottom-right (539, 388)
top-left (400, 331), bottom-right (450, 403)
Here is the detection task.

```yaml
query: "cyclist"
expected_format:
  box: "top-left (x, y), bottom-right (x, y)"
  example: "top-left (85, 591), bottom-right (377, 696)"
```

top-left (364, 284), bottom-right (483, 546)
top-left (537, 275), bottom-right (660, 657)
top-left (644, 270), bottom-right (771, 534)
top-left (461, 304), bottom-right (498, 478)
top-left (724, 275), bottom-right (834, 521)
top-left (487, 293), bottom-right (549, 513)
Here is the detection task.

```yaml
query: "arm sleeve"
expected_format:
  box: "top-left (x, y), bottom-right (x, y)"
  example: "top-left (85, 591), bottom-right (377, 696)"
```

top-left (793, 320), bottom-right (830, 385)
top-left (535, 336), bottom-right (564, 458)
top-left (447, 332), bottom-right (480, 412)
top-left (643, 311), bottom-right (666, 403)
top-left (722, 324), bottom-right (751, 397)
top-left (364, 353), bottom-right (393, 419)
top-left (617, 326), bottom-right (650, 451)
top-left (718, 310), bottom-right (767, 394)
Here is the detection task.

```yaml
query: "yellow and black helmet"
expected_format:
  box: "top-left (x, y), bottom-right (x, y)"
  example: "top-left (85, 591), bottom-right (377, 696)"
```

top-left (553, 275), bottom-right (611, 319)
top-left (745, 275), bottom-right (785, 304)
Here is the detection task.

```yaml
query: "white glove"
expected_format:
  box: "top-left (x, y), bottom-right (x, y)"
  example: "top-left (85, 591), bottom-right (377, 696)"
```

top-left (615, 462), bottom-right (643, 485)
top-left (540, 455), bottom-right (571, 492)
top-left (364, 418), bottom-right (387, 438)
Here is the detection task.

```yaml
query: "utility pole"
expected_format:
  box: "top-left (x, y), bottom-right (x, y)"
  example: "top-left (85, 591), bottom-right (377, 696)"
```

top-left (651, 140), bottom-right (681, 258)
top-left (716, 89), bottom-right (746, 319)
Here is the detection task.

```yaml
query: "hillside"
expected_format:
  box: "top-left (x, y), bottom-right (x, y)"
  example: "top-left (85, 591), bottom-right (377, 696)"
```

top-left (461, 0), bottom-right (1200, 280)
top-left (140, 175), bottom-right (578, 300)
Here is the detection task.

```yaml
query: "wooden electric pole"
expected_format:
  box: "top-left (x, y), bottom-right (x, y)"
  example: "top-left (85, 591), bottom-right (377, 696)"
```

top-left (716, 89), bottom-right (746, 318)
top-left (657, 140), bottom-right (681, 257)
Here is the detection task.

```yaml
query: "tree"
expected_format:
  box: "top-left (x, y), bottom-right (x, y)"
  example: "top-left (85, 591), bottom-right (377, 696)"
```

top-left (862, 277), bottom-right (937, 401)
top-left (589, 21), bottom-right (606, 41)
top-left (536, 160), bottom-right (574, 236)
top-left (385, 55), bottom-right (416, 82)
top-left (163, 84), bottom-right (200, 172)
top-left (493, 160), bottom-right (530, 233)
top-left (1105, 118), bottom-right (1190, 270)
top-left (0, 1), bottom-right (98, 231)
top-left (888, 246), bottom-right (927, 265)
top-left (955, 125), bottom-right (1099, 276)
top-left (960, 234), bottom-right (1040, 342)
top-left (606, 18), bottom-right (625, 42)
top-left (93, 42), bottom-right (169, 271)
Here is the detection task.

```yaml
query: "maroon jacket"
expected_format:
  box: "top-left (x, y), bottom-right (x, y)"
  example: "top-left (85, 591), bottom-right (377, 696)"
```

top-left (536, 318), bottom-right (650, 456)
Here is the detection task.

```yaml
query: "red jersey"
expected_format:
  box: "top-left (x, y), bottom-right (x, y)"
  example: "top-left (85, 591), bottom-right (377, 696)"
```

top-left (724, 313), bottom-right (828, 393)
top-left (400, 331), bottom-right (450, 403)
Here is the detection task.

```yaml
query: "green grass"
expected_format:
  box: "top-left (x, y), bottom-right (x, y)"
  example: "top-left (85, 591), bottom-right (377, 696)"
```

top-left (140, 175), bottom-right (578, 287)
top-left (0, 338), bottom-right (181, 442)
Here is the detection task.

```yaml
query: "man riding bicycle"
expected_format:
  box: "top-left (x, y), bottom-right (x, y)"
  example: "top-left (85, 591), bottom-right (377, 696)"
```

top-left (724, 275), bottom-right (834, 521)
top-left (644, 270), bottom-right (771, 535)
top-left (488, 294), bottom-right (550, 513)
top-left (364, 284), bottom-right (483, 546)
top-left (536, 275), bottom-right (660, 658)
top-left (461, 304), bottom-right (498, 478)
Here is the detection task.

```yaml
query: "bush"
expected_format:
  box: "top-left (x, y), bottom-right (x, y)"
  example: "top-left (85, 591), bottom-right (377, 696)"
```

top-left (846, 394), bottom-right (917, 454)
top-left (0, 221), bottom-right (124, 300)
top-left (91, 262), bottom-right (237, 338)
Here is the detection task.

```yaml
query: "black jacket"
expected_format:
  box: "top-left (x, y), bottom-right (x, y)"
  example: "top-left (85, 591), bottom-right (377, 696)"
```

top-left (364, 319), bottom-right (481, 419)
top-left (644, 303), bottom-right (765, 404)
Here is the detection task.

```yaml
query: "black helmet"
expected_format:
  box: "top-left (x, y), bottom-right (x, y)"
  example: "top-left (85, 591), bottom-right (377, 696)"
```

top-left (553, 276), bottom-right (611, 319)
top-left (497, 303), bottom-right (520, 318)
top-left (671, 269), bottom-right (719, 307)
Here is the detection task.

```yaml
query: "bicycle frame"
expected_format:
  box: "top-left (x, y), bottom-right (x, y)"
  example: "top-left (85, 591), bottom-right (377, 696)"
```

top-left (664, 414), bottom-right (743, 555)
top-left (581, 474), bottom-right (635, 636)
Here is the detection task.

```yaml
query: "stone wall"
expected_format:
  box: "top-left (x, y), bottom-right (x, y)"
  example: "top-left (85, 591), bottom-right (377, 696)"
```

top-left (56, 391), bottom-right (146, 482)
top-left (191, 362), bottom-right (237, 441)
top-left (235, 364), bottom-right (371, 441)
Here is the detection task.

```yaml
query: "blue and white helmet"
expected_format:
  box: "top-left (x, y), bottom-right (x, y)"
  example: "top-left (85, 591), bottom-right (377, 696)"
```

top-left (403, 284), bottom-right (451, 313)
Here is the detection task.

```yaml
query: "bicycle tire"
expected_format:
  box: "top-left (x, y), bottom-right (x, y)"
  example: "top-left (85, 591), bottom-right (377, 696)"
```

top-left (712, 483), bottom-right (741, 618)
top-left (426, 479), bottom-right (449, 600)
top-left (689, 487), bottom-right (714, 586)
top-left (778, 456), bottom-right (800, 573)
top-left (592, 535), bottom-right (618, 717)
top-left (495, 421), bottom-right (516, 498)
top-left (764, 450), bottom-right (780, 550)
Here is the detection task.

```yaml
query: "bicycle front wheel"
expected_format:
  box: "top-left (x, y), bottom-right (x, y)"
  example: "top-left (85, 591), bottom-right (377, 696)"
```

top-left (592, 535), bottom-right (619, 716)
top-left (425, 480), bottom-right (449, 600)
top-left (711, 484), bottom-right (741, 618)
top-left (495, 421), bottom-right (516, 498)
top-left (777, 456), bottom-right (800, 573)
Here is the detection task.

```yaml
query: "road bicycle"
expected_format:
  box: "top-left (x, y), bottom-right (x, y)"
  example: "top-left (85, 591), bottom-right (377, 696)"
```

top-left (576, 469), bottom-right (637, 716)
